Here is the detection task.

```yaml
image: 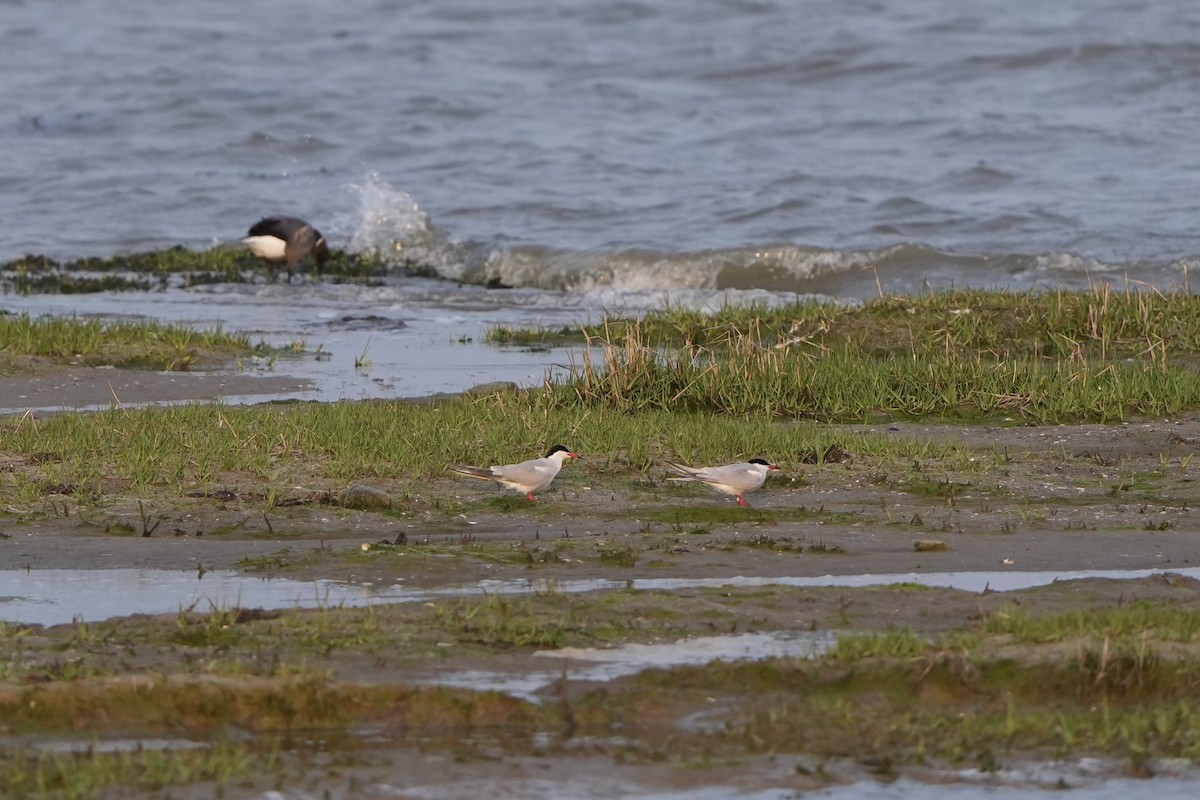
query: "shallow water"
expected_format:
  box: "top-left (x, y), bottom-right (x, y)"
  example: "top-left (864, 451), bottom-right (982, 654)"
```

top-left (7, 279), bottom-right (596, 403)
top-left (5, 565), bottom-right (1198, 628)
top-left (0, 568), bottom-right (397, 627)
top-left (8, 1), bottom-right (1200, 404)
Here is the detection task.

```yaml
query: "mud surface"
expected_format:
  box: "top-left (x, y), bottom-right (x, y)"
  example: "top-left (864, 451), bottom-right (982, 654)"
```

top-left (0, 365), bottom-right (311, 413)
top-left (4, 414), bottom-right (1200, 581)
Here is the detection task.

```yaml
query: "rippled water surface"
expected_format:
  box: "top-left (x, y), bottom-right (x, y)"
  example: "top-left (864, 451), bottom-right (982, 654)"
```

top-left (3, 0), bottom-right (1200, 299)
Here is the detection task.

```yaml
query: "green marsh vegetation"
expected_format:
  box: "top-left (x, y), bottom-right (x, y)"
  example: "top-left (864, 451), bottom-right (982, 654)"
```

top-left (0, 741), bottom-right (269, 800)
top-left (4, 284), bottom-right (1200, 519)
top-left (0, 400), bottom-right (954, 512)
top-left (502, 281), bottom-right (1200, 356)
top-left (0, 311), bottom-right (267, 371)
top-left (495, 283), bottom-right (1200, 422)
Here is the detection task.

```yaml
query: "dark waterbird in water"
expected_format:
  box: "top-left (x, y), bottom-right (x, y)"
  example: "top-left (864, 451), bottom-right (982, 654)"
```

top-left (242, 216), bottom-right (328, 282)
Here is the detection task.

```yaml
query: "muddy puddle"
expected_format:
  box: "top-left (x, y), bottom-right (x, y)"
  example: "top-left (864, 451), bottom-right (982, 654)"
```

top-left (5, 566), bottom-right (1200, 628)
top-left (423, 631), bottom-right (838, 701)
top-left (7, 566), bottom-right (1200, 629)
top-left (349, 775), bottom-right (1200, 800)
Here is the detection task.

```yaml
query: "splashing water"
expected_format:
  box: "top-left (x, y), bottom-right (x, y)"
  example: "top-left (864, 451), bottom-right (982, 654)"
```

top-left (342, 172), bottom-right (462, 275)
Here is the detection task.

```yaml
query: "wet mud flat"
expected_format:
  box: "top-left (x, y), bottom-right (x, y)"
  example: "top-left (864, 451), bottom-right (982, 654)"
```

top-left (5, 419), bottom-right (1200, 796)
top-left (0, 366), bottom-right (313, 414)
top-left (5, 567), bottom-right (1200, 799)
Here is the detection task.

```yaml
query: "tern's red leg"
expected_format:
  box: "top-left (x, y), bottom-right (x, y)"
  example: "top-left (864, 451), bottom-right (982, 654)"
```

top-left (736, 495), bottom-right (749, 507)
top-left (526, 492), bottom-right (538, 502)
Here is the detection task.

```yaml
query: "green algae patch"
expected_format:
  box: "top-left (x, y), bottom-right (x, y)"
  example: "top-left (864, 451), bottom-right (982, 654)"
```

top-left (0, 246), bottom-right (415, 292)
top-left (486, 322), bottom-right (586, 347)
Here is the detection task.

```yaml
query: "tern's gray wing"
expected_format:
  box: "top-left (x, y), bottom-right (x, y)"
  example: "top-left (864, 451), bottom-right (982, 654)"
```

top-left (492, 458), bottom-right (555, 491)
top-left (695, 463), bottom-right (765, 492)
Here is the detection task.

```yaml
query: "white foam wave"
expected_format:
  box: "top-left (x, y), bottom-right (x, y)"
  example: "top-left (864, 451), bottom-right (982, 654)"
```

top-left (1030, 252), bottom-right (1109, 275)
top-left (467, 243), bottom-right (887, 293)
top-left (335, 175), bottom-right (1193, 298)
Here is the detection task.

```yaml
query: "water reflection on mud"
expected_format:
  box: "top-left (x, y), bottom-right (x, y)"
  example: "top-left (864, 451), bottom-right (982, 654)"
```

top-left (420, 631), bottom-right (838, 701)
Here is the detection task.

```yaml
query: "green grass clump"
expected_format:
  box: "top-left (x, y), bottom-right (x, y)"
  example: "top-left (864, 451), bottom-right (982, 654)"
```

top-left (0, 311), bottom-right (265, 371)
top-left (980, 603), bottom-right (1200, 644)
top-left (581, 284), bottom-right (1200, 359)
top-left (0, 399), bottom-right (948, 505)
top-left (432, 594), bottom-right (572, 648)
top-left (544, 285), bottom-right (1200, 422)
top-left (831, 628), bottom-right (929, 659)
top-left (554, 326), bottom-right (1200, 422)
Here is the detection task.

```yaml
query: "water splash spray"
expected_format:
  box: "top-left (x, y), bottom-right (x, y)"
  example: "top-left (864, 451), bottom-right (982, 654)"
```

top-left (341, 172), bottom-right (460, 275)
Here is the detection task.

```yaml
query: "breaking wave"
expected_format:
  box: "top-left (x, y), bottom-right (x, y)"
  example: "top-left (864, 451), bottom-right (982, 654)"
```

top-left (346, 175), bottom-right (1196, 299)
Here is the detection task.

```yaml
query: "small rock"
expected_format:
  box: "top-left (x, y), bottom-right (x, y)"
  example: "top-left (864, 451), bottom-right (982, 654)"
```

top-left (340, 484), bottom-right (393, 511)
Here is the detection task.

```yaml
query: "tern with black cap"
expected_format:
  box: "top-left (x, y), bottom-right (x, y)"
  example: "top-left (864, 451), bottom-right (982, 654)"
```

top-left (451, 445), bottom-right (580, 502)
top-left (663, 458), bottom-right (780, 507)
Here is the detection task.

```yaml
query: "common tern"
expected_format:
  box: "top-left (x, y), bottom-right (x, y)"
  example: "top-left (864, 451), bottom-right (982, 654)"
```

top-left (242, 216), bottom-right (329, 283)
top-left (664, 458), bottom-right (780, 507)
top-left (450, 445), bottom-right (579, 502)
